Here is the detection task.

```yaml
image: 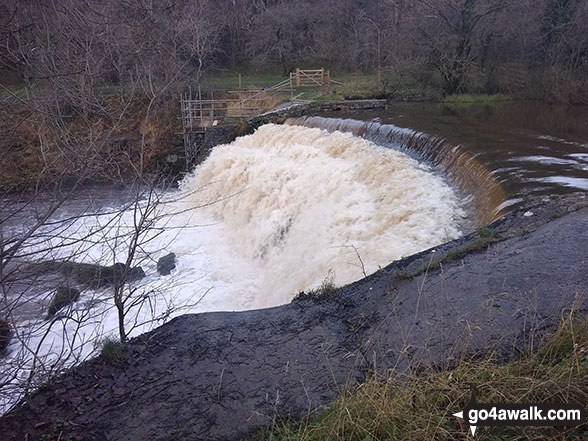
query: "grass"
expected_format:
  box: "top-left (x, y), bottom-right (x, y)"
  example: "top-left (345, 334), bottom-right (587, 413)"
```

top-left (395, 227), bottom-right (503, 280)
top-left (211, 74), bottom-right (287, 90)
top-left (443, 94), bottom-right (514, 104)
top-left (440, 232), bottom-right (501, 265)
top-left (297, 274), bottom-right (338, 300)
top-left (207, 72), bottom-right (425, 106)
top-left (308, 278), bottom-right (337, 299)
top-left (0, 84), bottom-right (29, 99)
top-left (99, 337), bottom-right (127, 364)
top-left (255, 304), bottom-right (588, 440)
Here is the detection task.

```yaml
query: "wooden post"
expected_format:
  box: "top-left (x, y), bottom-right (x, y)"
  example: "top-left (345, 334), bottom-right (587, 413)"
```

top-left (211, 89), bottom-right (214, 127)
top-left (239, 74), bottom-right (243, 121)
top-left (326, 70), bottom-right (331, 92)
top-left (290, 73), bottom-right (294, 100)
top-left (296, 68), bottom-right (300, 87)
top-left (188, 88), bottom-right (194, 132)
top-left (198, 85), bottom-right (203, 128)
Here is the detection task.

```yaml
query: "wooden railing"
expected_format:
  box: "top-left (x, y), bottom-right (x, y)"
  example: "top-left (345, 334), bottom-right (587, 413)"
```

top-left (180, 69), bottom-right (337, 164)
top-left (180, 77), bottom-right (295, 133)
top-left (180, 69), bottom-right (334, 134)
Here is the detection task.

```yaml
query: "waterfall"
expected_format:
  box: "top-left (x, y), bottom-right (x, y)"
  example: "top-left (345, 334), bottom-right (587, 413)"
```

top-left (286, 116), bottom-right (507, 225)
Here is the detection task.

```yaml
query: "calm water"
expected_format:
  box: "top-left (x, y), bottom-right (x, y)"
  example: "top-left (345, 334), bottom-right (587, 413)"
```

top-left (321, 102), bottom-right (588, 212)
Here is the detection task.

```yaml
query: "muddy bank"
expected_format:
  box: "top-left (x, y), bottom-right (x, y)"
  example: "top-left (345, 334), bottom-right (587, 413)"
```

top-left (0, 97), bottom-right (184, 192)
top-left (0, 193), bottom-right (587, 441)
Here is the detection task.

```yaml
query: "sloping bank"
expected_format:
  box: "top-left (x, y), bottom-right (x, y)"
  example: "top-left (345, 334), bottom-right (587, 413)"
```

top-left (0, 192), bottom-right (586, 440)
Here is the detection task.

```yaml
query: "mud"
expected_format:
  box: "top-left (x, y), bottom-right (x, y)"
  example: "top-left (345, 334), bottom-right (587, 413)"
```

top-left (0, 193), bottom-right (587, 441)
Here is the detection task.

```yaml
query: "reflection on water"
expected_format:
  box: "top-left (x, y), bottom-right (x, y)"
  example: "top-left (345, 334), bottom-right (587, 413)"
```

top-left (319, 102), bottom-right (588, 211)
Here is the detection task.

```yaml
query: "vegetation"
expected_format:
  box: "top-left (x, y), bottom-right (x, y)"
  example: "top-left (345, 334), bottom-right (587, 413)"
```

top-left (2, 0), bottom-right (587, 104)
top-left (0, 0), bottom-right (586, 189)
top-left (0, 0), bottom-right (587, 428)
top-left (46, 287), bottom-right (80, 319)
top-left (395, 227), bottom-right (503, 281)
top-left (256, 306), bottom-right (588, 440)
top-left (299, 275), bottom-right (338, 300)
top-left (441, 229), bottom-right (502, 265)
top-left (442, 94), bottom-right (514, 104)
top-left (99, 337), bottom-right (127, 364)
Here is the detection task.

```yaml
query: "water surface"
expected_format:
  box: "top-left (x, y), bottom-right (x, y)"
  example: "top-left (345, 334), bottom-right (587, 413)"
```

top-left (319, 102), bottom-right (588, 212)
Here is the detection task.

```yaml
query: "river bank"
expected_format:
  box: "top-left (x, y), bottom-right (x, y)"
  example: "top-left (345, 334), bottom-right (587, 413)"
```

top-left (0, 192), bottom-right (586, 440)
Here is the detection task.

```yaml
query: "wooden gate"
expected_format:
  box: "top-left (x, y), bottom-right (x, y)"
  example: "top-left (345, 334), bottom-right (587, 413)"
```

top-left (291, 68), bottom-right (331, 91)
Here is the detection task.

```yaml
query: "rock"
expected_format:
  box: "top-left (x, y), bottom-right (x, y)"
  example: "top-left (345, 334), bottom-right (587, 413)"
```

top-left (60, 262), bottom-right (145, 287)
top-left (60, 262), bottom-right (106, 286)
top-left (47, 287), bottom-right (80, 318)
top-left (126, 265), bottom-right (146, 282)
top-left (0, 319), bottom-right (11, 353)
top-left (157, 253), bottom-right (176, 276)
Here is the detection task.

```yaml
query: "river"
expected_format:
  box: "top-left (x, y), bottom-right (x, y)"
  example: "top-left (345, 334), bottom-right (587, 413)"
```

top-left (1, 101), bottom-right (587, 413)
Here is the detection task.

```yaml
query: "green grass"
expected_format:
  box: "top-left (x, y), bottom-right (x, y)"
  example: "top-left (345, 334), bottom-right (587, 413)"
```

top-left (308, 278), bottom-right (337, 299)
top-left (305, 73), bottom-right (423, 101)
top-left (255, 304), bottom-right (588, 440)
top-left (210, 74), bottom-right (288, 90)
top-left (443, 94), bottom-right (514, 104)
top-left (0, 85), bottom-right (30, 99)
top-left (395, 227), bottom-right (503, 280)
top-left (99, 337), bottom-right (127, 364)
top-left (207, 72), bottom-right (424, 104)
top-left (297, 274), bottom-right (338, 300)
top-left (440, 233), bottom-right (501, 265)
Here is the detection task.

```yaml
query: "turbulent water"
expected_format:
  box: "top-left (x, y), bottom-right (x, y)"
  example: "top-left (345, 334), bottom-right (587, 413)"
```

top-left (1, 123), bottom-right (467, 412)
top-left (180, 124), bottom-right (466, 302)
top-left (287, 116), bottom-right (506, 224)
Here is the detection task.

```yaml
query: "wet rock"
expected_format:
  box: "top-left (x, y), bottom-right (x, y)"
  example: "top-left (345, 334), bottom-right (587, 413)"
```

top-left (29, 260), bottom-right (146, 288)
top-left (157, 253), bottom-right (176, 276)
top-left (125, 264), bottom-right (146, 282)
top-left (60, 261), bottom-right (145, 287)
top-left (109, 263), bottom-right (146, 283)
top-left (0, 319), bottom-right (11, 353)
top-left (47, 287), bottom-right (80, 319)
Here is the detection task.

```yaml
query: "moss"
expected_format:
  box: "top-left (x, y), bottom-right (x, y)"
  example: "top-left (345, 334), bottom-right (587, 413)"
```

top-left (393, 228), bottom-right (503, 280)
top-left (63, 261), bottom-right (145, 287)
top-left (478, 226), bottom-right (499, 239)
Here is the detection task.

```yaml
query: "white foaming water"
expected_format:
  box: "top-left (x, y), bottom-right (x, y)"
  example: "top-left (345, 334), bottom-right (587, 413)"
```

top-left (2, 124), bottom-right (467, 412)
top-left (181, 124), bottom-right (466, 304)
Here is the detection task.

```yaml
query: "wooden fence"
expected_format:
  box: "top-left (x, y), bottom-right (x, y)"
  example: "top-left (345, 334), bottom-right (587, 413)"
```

top-left (181, 69), bottom-right (335, 163)
top-left (180, 77), bottom-right (294, 133)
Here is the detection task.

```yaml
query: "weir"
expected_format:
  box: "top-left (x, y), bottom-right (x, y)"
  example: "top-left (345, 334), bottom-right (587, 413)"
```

top-left (0, 118), bottom-right (506, 413)
top-left (177, 123), bottom-right (468, 303)
top-left (285, 116), bottom-right (508, 226)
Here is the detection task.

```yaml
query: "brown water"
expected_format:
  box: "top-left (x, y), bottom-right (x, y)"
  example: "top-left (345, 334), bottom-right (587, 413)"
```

top-left (288, 102), bottom-right (588, 224)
